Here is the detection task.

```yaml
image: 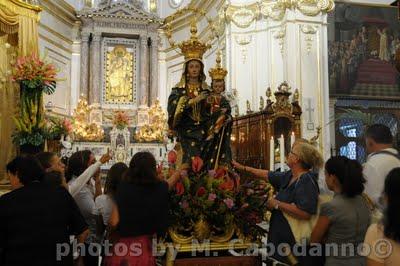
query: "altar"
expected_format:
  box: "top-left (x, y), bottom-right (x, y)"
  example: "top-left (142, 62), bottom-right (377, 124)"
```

top-left (61, 141), bottom-right (167, 169)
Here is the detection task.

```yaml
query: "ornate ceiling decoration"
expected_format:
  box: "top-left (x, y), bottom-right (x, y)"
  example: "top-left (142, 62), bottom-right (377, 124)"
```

top-left (224, 0), bottom-right (335, 27)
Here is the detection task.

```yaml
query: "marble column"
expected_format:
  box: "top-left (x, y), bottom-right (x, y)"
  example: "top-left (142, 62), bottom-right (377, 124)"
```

top-left (80, 32), bottom-right (90, 99)
top-left (89, 32), bottom-right (102, 105)
top-left (150, 34), bottom-right (159, 103)
top-left (139, 36), bottom-right (149, 106)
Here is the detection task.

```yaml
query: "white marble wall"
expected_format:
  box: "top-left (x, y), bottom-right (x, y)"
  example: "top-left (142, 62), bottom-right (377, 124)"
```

top-left (38, 1), bottom-right (79, 116)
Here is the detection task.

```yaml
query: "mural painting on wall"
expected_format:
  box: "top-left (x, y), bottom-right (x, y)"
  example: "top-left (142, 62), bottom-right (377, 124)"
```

top-left (329, 3), bottom-right (400, 98)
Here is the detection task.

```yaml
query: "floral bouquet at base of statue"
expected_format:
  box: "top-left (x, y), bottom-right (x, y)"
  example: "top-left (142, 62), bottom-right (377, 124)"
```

top-left (162, 153), bottom-right (271, 242)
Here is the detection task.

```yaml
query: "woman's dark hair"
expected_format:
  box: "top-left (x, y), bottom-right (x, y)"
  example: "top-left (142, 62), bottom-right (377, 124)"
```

top-left (325, 156), bottom-right (365, 197)
top-left (105, 162), bottom-right (127, 196)
top-left (42, 171), bottom-right (64, 189)
top-left (383, 168), bottom-right (400, 242)
top-left (124, 151), bottom-right (159, 185)
top-left (184, 59), bottom-right (206, 83)
top-left (36, 152), bottom-right (56, 170)
top-left (6, 156), bottom-right (45, 185)
top-left (65, 150), bottom-right (93, 182)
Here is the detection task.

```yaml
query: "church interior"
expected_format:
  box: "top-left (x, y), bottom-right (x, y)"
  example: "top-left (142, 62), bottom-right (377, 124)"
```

top-left (1, 0), bottom-right (400, 265)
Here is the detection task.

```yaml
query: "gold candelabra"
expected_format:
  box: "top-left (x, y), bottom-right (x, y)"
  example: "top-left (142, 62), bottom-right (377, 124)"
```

top-left (72, 99), bottom-right (104, 142)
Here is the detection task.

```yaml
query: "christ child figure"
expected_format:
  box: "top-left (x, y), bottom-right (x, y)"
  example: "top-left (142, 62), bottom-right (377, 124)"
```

top-left (206, 79), bottom-right (232, 141)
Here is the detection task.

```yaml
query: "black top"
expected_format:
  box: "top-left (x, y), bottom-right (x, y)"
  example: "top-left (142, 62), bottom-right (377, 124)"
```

top-left (115, 181), bottom-right (169, 237)
top-left (267, 170), bottom-right (319, 262)
top-left (0, 183), bottom-right (87, 266)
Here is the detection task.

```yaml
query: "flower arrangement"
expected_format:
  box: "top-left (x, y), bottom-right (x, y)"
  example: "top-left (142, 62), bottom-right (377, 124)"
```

top-left (47, 117), bottom-right (73, 140)
top-left (163, 155), bottom-right (270, 241)
top-left (112, 111), bottom-right (130, 130)
top-left (11, 53), bottom-right (58, 95)
top-left (11, 53), bottom-right (59, 150)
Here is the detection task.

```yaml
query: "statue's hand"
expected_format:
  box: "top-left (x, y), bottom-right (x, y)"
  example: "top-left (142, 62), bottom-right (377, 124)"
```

top-left (190, 91), bottom-right (208, 105)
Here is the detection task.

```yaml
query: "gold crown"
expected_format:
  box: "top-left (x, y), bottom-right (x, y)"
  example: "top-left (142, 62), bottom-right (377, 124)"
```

top-left (178, 20), bottom-right (211, 61)
top-left (209, 50), bottom-right (227, 80)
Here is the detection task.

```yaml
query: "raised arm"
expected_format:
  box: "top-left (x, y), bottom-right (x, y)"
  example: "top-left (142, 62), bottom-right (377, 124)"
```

top-left (68, 152), bottom-right (111, 197)
top-left (232, 160), bottom-right (269, 180)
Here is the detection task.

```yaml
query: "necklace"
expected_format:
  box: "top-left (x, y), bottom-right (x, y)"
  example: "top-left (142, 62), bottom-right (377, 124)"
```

top-left (187, 83), bottom-right (200, 96)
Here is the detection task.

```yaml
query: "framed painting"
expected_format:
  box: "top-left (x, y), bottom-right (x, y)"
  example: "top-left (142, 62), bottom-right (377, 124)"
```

top-left (328, 2), bottom-right (400, 99)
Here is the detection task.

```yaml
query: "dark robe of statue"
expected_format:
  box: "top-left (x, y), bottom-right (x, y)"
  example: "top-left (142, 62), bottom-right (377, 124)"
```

top-left (167, 59), bottom-right (211, 168)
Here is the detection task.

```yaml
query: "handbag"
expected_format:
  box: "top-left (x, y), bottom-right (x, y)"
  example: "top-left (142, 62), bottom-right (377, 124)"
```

top-left (362, 193), bottom-right (383, 224)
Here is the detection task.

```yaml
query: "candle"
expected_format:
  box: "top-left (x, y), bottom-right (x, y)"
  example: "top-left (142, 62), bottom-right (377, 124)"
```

top-left (280, 134), bottom-right (285, 172)
top-left (290, 131), bottom-right (295, 148)
top-left (270, 136), bottom-right (274, 170)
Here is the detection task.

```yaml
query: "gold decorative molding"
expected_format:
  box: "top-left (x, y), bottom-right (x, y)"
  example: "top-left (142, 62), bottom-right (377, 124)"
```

top-left (225, 0), bottom-right (334, 27)
top-left (300, 24), bottom-right (317, 54)
top-left (8, 0), bottom-right (41, 12)
top-left (225, 3), bottom-right (260, 28)
top-left (273, 25), bottom-right (286, 54)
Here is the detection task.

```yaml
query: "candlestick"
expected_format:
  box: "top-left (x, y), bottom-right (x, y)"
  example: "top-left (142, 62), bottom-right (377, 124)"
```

top-left (290, 131), bottom-right (295, 148)
top-left (270, 136), bottom-right (274, 170)
top-left (280, 134), bottom-right (285, 172)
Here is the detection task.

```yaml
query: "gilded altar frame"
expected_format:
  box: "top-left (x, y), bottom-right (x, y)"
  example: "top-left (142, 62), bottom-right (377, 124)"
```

top-left (101, 37), bottom-right (139, 108)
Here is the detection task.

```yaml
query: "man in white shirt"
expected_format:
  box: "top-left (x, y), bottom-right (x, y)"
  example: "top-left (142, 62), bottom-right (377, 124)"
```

top-left (363, 124), bottom-right (400, 210)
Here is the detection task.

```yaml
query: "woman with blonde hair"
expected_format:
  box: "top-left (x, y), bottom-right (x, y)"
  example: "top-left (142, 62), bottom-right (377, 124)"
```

top-left (233, 142), bottom-right (324, 265)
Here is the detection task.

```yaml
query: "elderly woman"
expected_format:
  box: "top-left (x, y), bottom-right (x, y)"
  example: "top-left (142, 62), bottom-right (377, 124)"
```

top-left (233, 142), bottom-right (324, 264)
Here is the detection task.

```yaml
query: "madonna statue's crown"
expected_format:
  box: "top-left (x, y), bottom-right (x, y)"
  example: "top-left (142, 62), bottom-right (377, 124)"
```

top-left (178, 21), bottom-right (211, 62)
top-left (209, 50), bottom-right (227, 80)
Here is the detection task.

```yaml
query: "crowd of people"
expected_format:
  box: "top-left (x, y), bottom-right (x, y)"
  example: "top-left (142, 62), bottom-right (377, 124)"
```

top-left (0, 124), bottom-right (400, 266)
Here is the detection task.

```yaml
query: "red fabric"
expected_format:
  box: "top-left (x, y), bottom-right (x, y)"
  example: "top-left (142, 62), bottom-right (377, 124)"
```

top-left (104, 235), bottom-right (156, 266)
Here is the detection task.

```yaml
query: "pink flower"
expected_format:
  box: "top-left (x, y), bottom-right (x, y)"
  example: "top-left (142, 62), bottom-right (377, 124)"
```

top-left (223, 198), bottom-right (235, 209)
top-left (180, 200), bottom-right (189, 209)
top-left (167, 150), bottom-right (177, 164)
top-left (208, 193), bottom-right (217, 201)
top-left (191, 156), bottom-right (203, 173)
top-left (180, 170), bottom-right (188, 178)
top-left (196, 187), bottom-right (207, 197)
top-left (208, 170), bottom-right (216, 178)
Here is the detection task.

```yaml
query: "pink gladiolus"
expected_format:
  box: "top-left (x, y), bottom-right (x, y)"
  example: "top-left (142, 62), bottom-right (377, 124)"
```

top-left (223, 198), bottom-right (235, 209)
top-left (191, 156), bottom-right (203, 173)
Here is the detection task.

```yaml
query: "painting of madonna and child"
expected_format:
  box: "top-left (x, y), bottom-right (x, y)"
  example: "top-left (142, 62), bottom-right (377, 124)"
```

top-left (329, 3), bottom-right (400, 99)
